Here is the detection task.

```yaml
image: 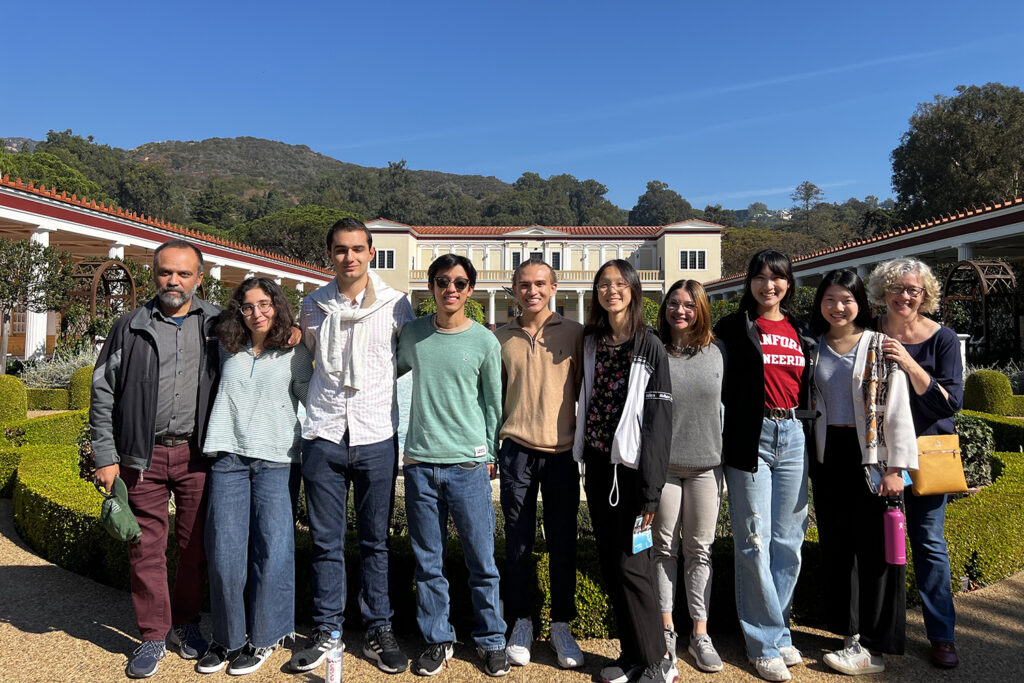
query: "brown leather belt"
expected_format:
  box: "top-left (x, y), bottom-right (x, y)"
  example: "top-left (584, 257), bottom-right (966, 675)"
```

top-left (155, 433), bottom-right (192, 447)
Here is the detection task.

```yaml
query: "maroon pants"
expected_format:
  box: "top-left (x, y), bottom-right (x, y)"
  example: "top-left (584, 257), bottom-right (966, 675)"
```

top-left (121, 442), bottom-right (209, 641)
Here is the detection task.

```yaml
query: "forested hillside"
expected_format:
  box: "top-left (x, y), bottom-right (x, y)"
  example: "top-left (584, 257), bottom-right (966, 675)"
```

top-left (4, 84), bottom-right (1019, 276)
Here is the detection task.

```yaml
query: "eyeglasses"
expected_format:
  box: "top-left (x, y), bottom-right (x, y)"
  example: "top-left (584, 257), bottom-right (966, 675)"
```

top-left (597, 281), bottom-right (629, 293)
top-left (887, 285), bottom-right (924, 298)
top-left (433, 276), bottom-right (470, 291)
top-left (240, 301), bottom-right (273, 317)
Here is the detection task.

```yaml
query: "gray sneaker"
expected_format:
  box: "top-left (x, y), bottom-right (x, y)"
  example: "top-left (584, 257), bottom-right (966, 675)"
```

top-left (127, 640), bottom-right (167, 679)
top-left (688, 633), bottom-right (723, 673)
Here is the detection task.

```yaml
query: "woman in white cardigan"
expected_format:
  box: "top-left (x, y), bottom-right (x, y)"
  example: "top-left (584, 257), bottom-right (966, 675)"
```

top-left (808, 269), bottom-right (917, 677)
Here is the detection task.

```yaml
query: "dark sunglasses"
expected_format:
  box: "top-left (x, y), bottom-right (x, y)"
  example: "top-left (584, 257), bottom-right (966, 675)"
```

top-left (433, 276), bottom-right (470, 291)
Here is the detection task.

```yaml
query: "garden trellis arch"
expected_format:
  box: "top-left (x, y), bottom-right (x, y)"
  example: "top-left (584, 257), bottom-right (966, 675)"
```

top-left (942, 260), bottom-right (1019, 363)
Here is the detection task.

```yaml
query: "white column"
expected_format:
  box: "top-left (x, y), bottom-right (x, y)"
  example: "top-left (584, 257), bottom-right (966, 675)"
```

top-left (432, 245), bottom-right (439, 259)
top-left (24, 227), bottom-right (54, 360)
top-left (466, 245), bottom-right (474, 267)
top-left (107, 242), bottom-right (127, 260)
top-left (577, 290), bottom-right (585, 323)
top-left (273, 276), bottom-right (282, 285)
top-left (487, 289), bottom-right (496, 327)
top-left (957, 244), bottom-right (975, 261)
top-left (616, 244), bottom-right (624, 260)
top-left (208, 264), bottom-right (223, 281)
top-left (245, 271), bottom-right (257, 280)
top-left (543, 241), bottom-right (550, 264)
top-left (549, 292), bottom-right (557, 312)
top-left (294, 282), bottom-right (305, 292)
top-left (957, 334), bottom-right (969, 382)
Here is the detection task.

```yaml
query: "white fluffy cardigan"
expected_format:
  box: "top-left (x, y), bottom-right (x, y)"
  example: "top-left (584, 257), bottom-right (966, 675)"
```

top-left (812, 329), bottom-right (919, 470)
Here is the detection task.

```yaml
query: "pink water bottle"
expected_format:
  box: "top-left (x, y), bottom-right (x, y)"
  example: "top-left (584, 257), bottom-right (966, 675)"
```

top-left (883, 500), bottom-right (906, 565)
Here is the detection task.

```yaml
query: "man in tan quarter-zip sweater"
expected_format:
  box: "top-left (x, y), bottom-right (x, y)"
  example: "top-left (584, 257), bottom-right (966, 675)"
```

top-left (495, 257), bottom-right (585, 670)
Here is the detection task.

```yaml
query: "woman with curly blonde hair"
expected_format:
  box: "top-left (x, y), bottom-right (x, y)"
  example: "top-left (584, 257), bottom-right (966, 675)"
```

top-left (867, 257), bottom-right (963, 670)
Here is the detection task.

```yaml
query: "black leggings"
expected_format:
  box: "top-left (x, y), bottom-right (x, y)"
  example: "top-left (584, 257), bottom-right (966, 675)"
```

top-left (812, 426), bottom-right (906, 654)
top-left (583, 447), bottom-right (665, 666)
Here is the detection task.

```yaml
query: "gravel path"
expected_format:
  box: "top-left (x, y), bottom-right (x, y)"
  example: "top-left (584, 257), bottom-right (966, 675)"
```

top-left (1, 498), bottom-right (1021, 682)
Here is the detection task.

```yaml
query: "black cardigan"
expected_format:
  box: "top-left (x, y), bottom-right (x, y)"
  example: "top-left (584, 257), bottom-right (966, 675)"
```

top-left (713, 310), bottom-right (816, 473)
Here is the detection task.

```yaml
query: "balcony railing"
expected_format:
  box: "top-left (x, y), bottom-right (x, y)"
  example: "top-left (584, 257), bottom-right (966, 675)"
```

top-left (408, 269), bottom-right (664, 287)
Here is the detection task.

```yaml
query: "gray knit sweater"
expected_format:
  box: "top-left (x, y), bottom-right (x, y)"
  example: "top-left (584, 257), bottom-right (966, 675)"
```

top-left (667, 343), bottom-right (724, 470)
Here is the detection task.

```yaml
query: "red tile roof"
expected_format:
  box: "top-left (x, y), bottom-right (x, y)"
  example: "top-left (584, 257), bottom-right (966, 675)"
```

top-left (0, 174), bottom-right (333, 275)
top-left (410, 224), bottom-right (664, 236)
top-left (704, 195), bottom-right (1024, 285)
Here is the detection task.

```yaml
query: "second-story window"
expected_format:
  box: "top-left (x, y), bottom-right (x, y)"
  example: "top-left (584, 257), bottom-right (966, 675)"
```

top-left (371, 249), bottom-right (395, 270)
top-left (551, 252), bottom-right (561, 270)
top-left (512, 252), bottom-right (522, 269)
top-left (679, 249), bottom-right (707, 270)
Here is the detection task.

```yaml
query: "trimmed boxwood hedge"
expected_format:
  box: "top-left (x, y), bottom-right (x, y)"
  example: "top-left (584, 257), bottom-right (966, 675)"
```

top-left (0, 375), bottom-right (28, 424)
top-left (69, 366), bottom-right (93, 410)
top-left (26, 388), bottom-right (70, 410)
top-left (964, 370), bottom-right (1024, 416)
top-left (2, 410), bottom-right (87, 448)
top-left (0, 445), bottom-right (27, 496)
top-left (9, 445), bottom-right (1024, 637)
top-left (963, 410), bottom-right (1024, 453)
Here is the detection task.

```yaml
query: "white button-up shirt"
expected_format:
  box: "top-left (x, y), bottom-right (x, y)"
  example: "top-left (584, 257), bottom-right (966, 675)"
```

top-left (300, 278), bottom-right (415, 446)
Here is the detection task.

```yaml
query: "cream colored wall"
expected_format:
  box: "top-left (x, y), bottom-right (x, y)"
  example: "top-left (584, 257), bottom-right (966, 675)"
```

top-left (660, 233), bottom-right (723, 287)
top-left (370, 233), bottom-right (414, 292)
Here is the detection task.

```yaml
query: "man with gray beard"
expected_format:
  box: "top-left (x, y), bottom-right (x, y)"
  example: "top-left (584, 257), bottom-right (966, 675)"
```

top-left (90, 239), bottom-right (223, 678)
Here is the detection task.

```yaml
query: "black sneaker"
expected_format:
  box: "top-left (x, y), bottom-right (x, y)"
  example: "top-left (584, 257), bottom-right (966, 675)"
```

top-left (477, 646), bottom-right (511, 677)
top-left (228, 643), bottom-right (276, 675)
top-left (290, 630), bottom-right (342, 672)
top-left (127, 640), bottom-right (166, 679)
top-left (412, 642), bottom-right (454, 676)
top-left (363, 625), bottom-right (409, 673)
top-left (195, 643), bottom-right (240, 674)
top-left (168, 623), bottom-right (208, 660)
top-left (599, 656), bottom-right (642, 683)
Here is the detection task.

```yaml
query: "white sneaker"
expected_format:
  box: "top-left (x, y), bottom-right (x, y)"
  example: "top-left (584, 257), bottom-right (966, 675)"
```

top-left (663, 629), bottom-right (677, 664)
top-left (752, 656), bottom-right (792, 682)
top-left (823, 641), bottom-right (884, 675)
top-left (506, 618), bottom-right (533, 666)
top-left (779, 645), bottom-right (803, 667)
top-left (549, 621), bottom-right (584, 668)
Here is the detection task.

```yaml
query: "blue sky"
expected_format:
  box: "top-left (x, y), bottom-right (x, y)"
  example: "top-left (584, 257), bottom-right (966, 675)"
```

top-left (4, 0), bottom-right (1022, 211)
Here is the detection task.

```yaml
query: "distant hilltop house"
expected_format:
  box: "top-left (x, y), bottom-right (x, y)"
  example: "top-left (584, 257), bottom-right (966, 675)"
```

top-left (363, 218), bottom-right (725, 326)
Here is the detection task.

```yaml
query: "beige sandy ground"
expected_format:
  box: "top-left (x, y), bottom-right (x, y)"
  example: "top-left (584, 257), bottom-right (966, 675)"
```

top-left (1, 498), bottom-right (1022, 682)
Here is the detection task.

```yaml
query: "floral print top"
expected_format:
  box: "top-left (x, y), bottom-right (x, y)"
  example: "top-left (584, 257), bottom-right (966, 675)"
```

top-left (584, 339), bottom-right (632, 454)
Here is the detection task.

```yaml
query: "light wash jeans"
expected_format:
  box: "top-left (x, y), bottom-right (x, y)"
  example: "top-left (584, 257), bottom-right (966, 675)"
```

top-left (725, 418), bottom-right (808, 660)
top-left (651, 465), bottom-right (724, 622)
top-left (404, 460), bottom-right (506, 651)
top-left (205, 453), bottom-right (295, 650)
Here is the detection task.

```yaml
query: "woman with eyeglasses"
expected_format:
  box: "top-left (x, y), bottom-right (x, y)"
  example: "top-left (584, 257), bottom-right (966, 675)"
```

top-left (867, 258), bottom-right (963, 670)
top-left (198, 278), bottom-right (313, 676)
top-left (572, 259), bottom-right (677, 683)
top-left (713, 249), bottom-right (815, 682)
top-left (651, 280), bottom-right (725, 673)
top-left (808, 268), bottom-right (917, 676)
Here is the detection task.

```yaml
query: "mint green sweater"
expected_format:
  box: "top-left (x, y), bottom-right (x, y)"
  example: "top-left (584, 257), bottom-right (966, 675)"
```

top-left (397, 316), bottom-right (501, 463)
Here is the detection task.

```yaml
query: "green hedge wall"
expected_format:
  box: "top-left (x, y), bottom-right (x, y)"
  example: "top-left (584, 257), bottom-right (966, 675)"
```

top-left (962, 410), bottom-right (1024, 453)
top-left (964, 370), bottom-right (1024, 416)
top-left (26, 388), bottom-right (70, 411)
top-left (0, 445), bottom-right (26, 497)
top-left (10, 447), bottom-right (1024, 637)
top-left (0, 375), bottom-right (28, 424)
top-left (2, 410), bottom-right (87, 448)
top-left (69, 366), bottom-right (93, 410)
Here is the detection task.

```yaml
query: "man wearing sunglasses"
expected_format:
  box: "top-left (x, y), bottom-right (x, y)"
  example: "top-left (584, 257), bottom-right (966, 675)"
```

top-left (291, 218), bottom-right (414, 676)
top-left (397, 254), bottom-right (509, 677)
top-left (495, 257), bottom-right (585, 669)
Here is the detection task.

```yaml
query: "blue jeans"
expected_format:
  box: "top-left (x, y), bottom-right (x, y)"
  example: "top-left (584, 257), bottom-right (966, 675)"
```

top-left (404, 461), bottom-right (506, 651)
top-left (725, 417), bottom-right (809, 660)
top-left (906, 491), bottom-right (956, 642)
top-left (205, 453), bottom-right (295, 649)
top-left (302, 434), bottom-right (398, 633)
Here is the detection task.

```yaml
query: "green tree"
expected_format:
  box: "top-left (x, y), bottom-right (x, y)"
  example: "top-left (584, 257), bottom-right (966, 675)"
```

top-left (642, 297), bottom-right (660, 329)
top-left (234, 205), bottom-right (362, 267)
top-left (702, 204), bottom-right (739, 227)
top-left (628, 181), bottom-right (696, 225)
top-left (190, 181), bottom-right (240, 228)
top-left (721, 227), bottom-right (827, 277)
top-left (379, 160), bottom-right (427, 224)
top-left (428, 183), bottom-right (482, 225)
top-left (0, 150), bottom-right (113, 204)
top-left (892, 83), bottom-right (1024, 222)
top-left (0, 238), bottom-right (73, 373)
top-left (35, 129), bottom-right (131, 200)
top-left (415, 296), bottom-right (485, 324)
top-left (118, 163), bottom-right (175, 217)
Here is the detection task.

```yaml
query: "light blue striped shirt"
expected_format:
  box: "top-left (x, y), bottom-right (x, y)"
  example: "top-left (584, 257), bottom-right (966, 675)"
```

top-left (203, 343), bottom-right (314, 463)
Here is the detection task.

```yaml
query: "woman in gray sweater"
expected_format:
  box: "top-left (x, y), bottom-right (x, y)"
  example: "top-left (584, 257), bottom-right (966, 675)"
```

top-left (652, 279), bottom-right (725, 673)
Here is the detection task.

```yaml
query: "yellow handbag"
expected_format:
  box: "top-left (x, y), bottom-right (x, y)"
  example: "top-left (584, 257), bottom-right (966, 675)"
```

top-left (910, 434), bottom-right (968, 496)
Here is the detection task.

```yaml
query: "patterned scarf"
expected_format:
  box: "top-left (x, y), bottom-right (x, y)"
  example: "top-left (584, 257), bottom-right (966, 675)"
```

top-left (861, 332), bottom-right (899, 476)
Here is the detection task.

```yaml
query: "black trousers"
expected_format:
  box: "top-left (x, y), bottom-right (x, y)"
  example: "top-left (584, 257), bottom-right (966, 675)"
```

top-left (499, 439), bottom-right (580, 623)
top-left (812, 426), bottom-right (906, 654)
top-left (583, 447), bottom-right (665, 667)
